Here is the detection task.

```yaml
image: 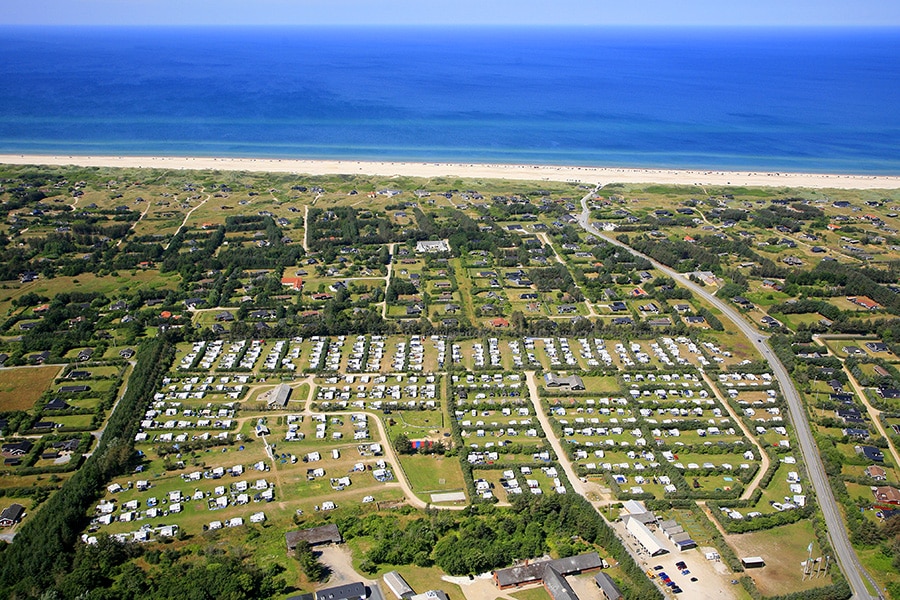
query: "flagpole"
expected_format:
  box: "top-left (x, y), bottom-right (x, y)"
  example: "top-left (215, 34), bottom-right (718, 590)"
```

top-left (805, 541), bottom-right (813, 578)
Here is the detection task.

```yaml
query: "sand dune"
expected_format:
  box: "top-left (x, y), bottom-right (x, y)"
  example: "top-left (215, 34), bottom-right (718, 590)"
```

top-left (2, 154), bottom-right (899, 190)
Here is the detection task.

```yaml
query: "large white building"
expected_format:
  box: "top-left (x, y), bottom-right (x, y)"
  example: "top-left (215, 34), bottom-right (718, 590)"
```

top-left (415, 240), bottom-right (450, 253)
top-left (625, 515), bottom-right (668, 556)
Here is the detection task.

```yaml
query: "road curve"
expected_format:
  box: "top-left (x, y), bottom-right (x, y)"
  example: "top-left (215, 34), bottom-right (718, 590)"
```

top-left (575, 190), bottom-right (879, 600)
top-left (293, 375), bottom-right (464, 511)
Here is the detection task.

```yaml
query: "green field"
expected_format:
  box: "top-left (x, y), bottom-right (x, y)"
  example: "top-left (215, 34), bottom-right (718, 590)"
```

top-left (399, 454), bottom-right (466, 498)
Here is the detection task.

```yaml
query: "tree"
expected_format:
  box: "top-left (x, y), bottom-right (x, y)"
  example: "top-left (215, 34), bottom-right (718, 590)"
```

top-left (393, 432), bottom-right (413, 455)
top-left (294, 541), bottom-right (327, 582)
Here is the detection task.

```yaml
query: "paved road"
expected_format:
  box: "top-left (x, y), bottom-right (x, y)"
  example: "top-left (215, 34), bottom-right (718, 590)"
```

top-left (575, 190), bottom-right (879, 600)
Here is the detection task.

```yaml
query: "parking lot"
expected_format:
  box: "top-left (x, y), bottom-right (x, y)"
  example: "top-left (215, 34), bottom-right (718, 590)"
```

top-left (611, 518), bottom-right (739, 599)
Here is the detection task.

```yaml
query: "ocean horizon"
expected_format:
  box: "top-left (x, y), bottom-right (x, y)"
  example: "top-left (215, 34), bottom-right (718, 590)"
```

top-left (1, 25), bottom-right (899, 174)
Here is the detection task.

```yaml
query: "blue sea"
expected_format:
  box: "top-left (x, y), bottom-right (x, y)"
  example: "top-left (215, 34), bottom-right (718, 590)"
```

top-left (1, 26), bottom-right (899, 173)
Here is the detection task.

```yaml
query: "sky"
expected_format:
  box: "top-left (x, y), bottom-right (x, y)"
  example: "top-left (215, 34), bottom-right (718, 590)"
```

top-left (3, 0), bottom-right (900, 27)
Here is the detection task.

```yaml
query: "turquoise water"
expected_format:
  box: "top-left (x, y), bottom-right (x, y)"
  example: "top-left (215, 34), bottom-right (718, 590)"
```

top-left (1, 26), bottom-right (899, 173)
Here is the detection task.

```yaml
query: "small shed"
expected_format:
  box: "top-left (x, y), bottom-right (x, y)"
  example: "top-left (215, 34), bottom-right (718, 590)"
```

top-left (383, 571), bottom-right (415, 599)
top-left (741, 556), bottom-right (765, 569)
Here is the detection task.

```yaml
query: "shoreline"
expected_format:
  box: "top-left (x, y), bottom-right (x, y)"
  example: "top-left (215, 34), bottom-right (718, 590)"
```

top-left (2, 154), bottom-right (900, 190)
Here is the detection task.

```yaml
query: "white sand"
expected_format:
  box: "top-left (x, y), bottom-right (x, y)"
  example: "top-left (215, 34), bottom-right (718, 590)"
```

top-left (1, 154), bottom-right (899, 190)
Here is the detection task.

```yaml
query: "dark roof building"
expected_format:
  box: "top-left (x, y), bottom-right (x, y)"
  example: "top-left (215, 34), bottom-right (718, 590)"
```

top-left (29, 351), bottom-right (50, 364)
top-left (1, 440), bottom-right (33, 457)
top-left (45, 398), bottom-right (70, 411)
top-left (285, 523), bottom-right (342, 551)
top-left (493, 553), bottom-right (603, 589)
top-left (857, 446), bottom-right (885, 462)
top-left (542, 567), bottom-right (579, 600)
top-left (315, 582), bottom-right (366, 600)
top-left (543, 373), bottom-right (585, 390)
top-left (842, 428), bottom-right (870, 438)
top-left (594, 573), bottom-right (623, 600)
top-left (866, 342), bottom-right (889, 352)
top-left (0, 504), bottom-right (25, 527)
top-left (58, 385), bottom-right (90, 394)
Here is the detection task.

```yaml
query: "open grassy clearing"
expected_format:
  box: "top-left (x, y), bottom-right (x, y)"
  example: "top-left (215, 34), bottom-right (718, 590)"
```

top-left (399, 454), bottom-right (466, 498)
top-left (0, 365), bottom-right (63, 411)
top-left (726, 520), bottom-right (830, 596)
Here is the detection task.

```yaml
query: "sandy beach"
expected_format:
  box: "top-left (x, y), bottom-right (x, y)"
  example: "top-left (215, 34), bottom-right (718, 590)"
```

top-left (2, 154), bottom-right (900, 190)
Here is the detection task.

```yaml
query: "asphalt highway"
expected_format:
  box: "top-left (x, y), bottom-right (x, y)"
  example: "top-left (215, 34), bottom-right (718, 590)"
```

top-left (576, 191), bottom-right (880, 600)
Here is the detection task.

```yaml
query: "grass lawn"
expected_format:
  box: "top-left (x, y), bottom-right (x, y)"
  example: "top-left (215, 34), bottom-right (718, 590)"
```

top-left (857, 545), bottom-right (900, 598)
top-left (726, 520), bottom-right (831, 596)
top-left (399, 454), bottom-right (466, 496)
top-left (51, 414), bottom-right (97, 429)
top-left (0, 365), bottom-right (63, 411)
top-left (771, 312), bottom-right (826, 331)
top-left (581, 376), bottom-right (622, 394)
top-left (294, 382), bottom-right (310, 405)
top-left (510, 586), bottom-right (552, 600)
top-left (744, 290), bottom-right (791, 308)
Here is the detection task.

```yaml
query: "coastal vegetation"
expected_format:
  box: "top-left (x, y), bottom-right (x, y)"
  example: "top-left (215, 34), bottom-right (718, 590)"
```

top-left (1, 164), bottom-right (900, 598)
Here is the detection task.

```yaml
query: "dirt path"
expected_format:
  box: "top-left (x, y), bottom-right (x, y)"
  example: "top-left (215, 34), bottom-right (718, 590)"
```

top-left (524, 370), bottom-right (612, 505)
top-left (117, 194), bottom-right (156, 247)
top-left (699, 371), bottom-right (771, 500)
top-left (303, 204), bottom-right (310, 253)
top-left (317, 544), bottom-right (379, 589)
top-left (524, 371), bottom-right (586, 497)
top-left (535, 230), bottom-right (597, 317)
top-left (813, 334), bottom-right (900, 468)
top-left (697, 500), bottom-right (730, 538)
top-left (450, 257), bottom-right (477, 324)
top-left (165, 193), bottom-right (209, 250)
top-left (381, 243), bottom-right (395, 319)
top-left (296, 375), bottom-right (461, 511)
top-left (843, 366), bottom-right (900, 468)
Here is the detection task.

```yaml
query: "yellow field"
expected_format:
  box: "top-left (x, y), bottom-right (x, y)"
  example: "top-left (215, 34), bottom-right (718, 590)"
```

top-left (0, 365), bottom-right (63, 411)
